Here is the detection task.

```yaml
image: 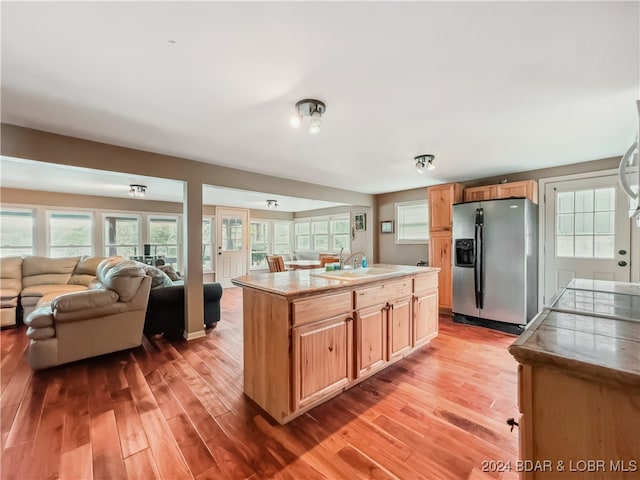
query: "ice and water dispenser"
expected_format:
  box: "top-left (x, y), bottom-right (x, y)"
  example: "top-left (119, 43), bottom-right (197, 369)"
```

top-left (455, 239), bottom-right (475, 267)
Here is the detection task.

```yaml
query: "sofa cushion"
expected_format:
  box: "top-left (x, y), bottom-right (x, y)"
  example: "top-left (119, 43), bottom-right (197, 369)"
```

top-left (25, 306), bottom-right (54, 328)
top-left (26, 326), bottom-right (55, 340)
top-left (52, 289), bottom-right (119, 313)
top-left (22, 256), bottom-right (80, 288)
top-left (21, 283), bottom-right (88, 298)
top-left (1, 288), bottom-right (21, 305)
top-left (0, 256), bottom-right (23, 293)
top-left (69, 255), bottom-right (104, 286)
top-left (99, 260), bottom-right (146, 302)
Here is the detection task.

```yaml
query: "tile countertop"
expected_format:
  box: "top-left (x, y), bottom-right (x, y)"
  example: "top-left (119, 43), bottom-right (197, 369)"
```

top-left (509, 279), bottom-right (640, 390)
top-left (230, 264), bottom-right (440, 298)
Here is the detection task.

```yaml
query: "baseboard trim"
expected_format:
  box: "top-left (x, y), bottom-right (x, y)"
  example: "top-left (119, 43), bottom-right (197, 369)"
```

top-left (183, 330), bottom-right (206, 341)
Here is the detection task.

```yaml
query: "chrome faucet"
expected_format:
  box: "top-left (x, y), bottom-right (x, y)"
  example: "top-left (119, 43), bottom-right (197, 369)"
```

top-left (344, 251), bottom-right (365, 268)
top-left (338, 247), bottom-right (344, 270)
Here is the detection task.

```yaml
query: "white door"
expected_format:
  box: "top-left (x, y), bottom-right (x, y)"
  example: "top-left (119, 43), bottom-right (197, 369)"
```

top-left (544, 174), bottom-right (631, 304)
top-left (216, 207), bottom-right (248, 288)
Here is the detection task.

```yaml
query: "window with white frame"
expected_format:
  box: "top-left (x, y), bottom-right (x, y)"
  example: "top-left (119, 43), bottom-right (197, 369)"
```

top-left (250, 220), bottom-right (270, 268)
top-left (48, 211), bottom-right (93, 257)
top-left (0, 208), bottom-right (35, 257)
top-left (294, 214), bottom-right (351, 252)
top-left (148, 216), bottom-right (180, 267)
top-left (273, 222), bottom-right (292, 255)
top-left (203, 217), bottom-right (214, 271)
top-left (104, 214), bottom-right (140, 257)
top-left (295, 221), bottom-right (311, 250)
top-left (396, 201), bottom-right (429, 244)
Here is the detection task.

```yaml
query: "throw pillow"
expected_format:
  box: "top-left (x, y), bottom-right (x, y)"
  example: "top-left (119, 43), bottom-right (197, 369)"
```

top-left (158, 264), bottom-right (182, 281)
top-left (135, 262), bottom-right (174, 289)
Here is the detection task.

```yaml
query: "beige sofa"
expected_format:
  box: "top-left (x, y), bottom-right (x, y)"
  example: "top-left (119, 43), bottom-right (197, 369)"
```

top-left (0, 255), bottom-right (106, 327)
top-left (0, 257), bottom-right (24, 327)
top-left (25, 257), bottom-right (151, 370)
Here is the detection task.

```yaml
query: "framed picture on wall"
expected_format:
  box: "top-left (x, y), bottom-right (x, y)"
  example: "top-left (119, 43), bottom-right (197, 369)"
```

top-left (354, 213), bottom-right (366, 232)
top-left (380, 220), bottom-right (394, 234)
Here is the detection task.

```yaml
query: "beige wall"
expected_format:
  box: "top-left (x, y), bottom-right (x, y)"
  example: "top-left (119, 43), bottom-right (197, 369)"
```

top-left (376, 187), bottom-right (429, 266)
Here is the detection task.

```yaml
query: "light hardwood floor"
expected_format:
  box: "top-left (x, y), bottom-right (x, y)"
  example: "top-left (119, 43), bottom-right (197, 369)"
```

top-left (1, 287), bottom-right (520, 480)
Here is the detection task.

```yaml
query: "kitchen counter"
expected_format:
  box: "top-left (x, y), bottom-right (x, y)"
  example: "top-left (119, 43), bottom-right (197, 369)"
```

top-left (510, 279), bottom-right (640, 389)
top-left (231, 264), bottom-right (440, 424)
top-left (231, 264), bottom-right (439, 297)
top-left (508, 279), bottom-right (640, 479)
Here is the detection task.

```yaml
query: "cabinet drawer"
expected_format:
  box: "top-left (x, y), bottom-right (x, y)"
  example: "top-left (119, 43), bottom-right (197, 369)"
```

top-left (355, 280), bottom-right (412, 309)
top-left (293, 291), bottom-right (353, 326)
top-left (414, 274), bottom-right (438, 294)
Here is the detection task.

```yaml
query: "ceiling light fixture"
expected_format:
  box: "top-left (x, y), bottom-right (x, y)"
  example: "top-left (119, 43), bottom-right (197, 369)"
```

top-left (414, 154), bottom-right (435, 174)
top-left (290, 99), bottom-right (326, 134)
top-left (266, 199), bottom-right (279, 209)
top-left (129, 184), bottom-right (147, 198)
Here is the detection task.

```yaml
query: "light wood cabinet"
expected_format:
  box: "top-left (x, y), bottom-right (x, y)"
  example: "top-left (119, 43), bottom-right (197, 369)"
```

top-left (428, 233), bottom-right (453, 311)
top-left (355, 304), bottom-right (387, 378)
top-left (428, 183), bottom-right (464, 232)
top-left (463, 180), bottom-right (538, 204)
top-left (462, 185), bottom-right (496, 202)
top-left (413, 274), bottom-right (439, 348)
top-left (388, 297), bottom-right (413, 361)
top-left (292, 314), bottom-right (353, 410)
top-left (237, 269), bottom-right (439, 424)
top-left (428, 183), bottom-right (463, 315)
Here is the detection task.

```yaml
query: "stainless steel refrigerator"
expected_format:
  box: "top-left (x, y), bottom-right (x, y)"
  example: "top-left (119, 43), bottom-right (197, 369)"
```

top-left (452, 198), bottom-right (538, 333)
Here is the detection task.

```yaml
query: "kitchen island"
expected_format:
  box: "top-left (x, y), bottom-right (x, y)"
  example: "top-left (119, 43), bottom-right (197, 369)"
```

top-left (509, 279), bottom-right (640, 479)
top-left (231, 264), bottom-right (440, 424)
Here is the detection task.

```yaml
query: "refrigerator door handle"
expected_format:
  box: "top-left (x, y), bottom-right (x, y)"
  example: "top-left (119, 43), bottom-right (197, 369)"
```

top-left (474, 208), bottom-right (484, 310)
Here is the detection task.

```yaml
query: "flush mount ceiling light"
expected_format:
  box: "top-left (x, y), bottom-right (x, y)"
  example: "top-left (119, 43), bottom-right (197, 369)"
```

top-left (129, 184), bottom-right (147, 198)
top-left (414, 154), bottom-right (435, 174)
top-left (290, 99), bottom-right (326, 134)
top-left (266, 199), bottom-right (279, 209)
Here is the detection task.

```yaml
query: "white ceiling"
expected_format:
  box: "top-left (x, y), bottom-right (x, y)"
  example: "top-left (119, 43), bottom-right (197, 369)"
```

top-left (1, 2), bottom-right (639, 200)
top-left (0, 156), bottom-right (346, 212)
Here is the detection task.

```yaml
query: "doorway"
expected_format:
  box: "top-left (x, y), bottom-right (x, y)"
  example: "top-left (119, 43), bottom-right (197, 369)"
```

top-left (216, 207), bottom-right (249, 288)
top-left (541, 172), bottom-right (631, 305)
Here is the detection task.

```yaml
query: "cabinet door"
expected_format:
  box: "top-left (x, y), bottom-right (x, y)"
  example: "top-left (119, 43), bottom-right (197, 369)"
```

top-left (292, 315), bottom-right (353, 410)
top-left (496, 180), bottom-right (538, 204)
top-left (388, 297), bottom-right (413, 360)
top-left (413, 289), bottom-right (438, 347)
top-left (355, 305), bottom-right (387, 378)
top-left (428, 233), bottom-right (452, 309)
top-left (463, 186), bottom-right (496, 202)
top-left (428, 184), bottom-right (463, 232)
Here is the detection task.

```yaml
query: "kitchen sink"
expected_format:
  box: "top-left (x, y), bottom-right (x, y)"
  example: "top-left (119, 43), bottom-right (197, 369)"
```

top-left (310, 267), bottom-right (398, 281)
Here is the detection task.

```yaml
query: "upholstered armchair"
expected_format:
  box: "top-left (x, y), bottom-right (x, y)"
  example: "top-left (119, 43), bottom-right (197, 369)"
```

top-left (25, 258), bottom-right (151, 370)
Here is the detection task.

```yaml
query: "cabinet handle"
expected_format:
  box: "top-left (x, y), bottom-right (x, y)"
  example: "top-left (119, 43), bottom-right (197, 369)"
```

top-left (506, 417), bottom-right (519, 432)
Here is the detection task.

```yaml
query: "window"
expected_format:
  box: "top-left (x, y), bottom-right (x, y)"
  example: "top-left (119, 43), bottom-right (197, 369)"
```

top-left (250, 221), bottom-right (270, 268)
top-left (203, 217), bottom-right (214, 270)
top-left (555, 188), bottom-right (615, 258)
top-left (295, 221), bottom-right (311, 250)
top-left (104, 214), bottom-right (140, 257)
top-left (0, 208), bottom-right (35, 257)
top-left (148, 216), bottom-right (180, 267)
top-left (294, 215), bottom-right (351, 252)
top-left (273, 222), bottom-right (292, 255)
top-left (48, 211), bottom-right (93, 257)
top-left (396, 201), bottom-right (429, 244)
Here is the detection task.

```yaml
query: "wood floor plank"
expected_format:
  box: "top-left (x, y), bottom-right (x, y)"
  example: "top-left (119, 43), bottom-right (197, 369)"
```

top-left (91, 410), bottom-right (127, 479)
top-left (59, 442), bottom-right (93, 480)
top-left (124, 448), bottom-right (161, 480)
top-left (112, 387), bottom-right (148, 458)
top-left (3, 373), bottom-right (47, 448)
top-left (167, 413), bottom-right (217, 477)
top-left (62, 363), bottom-right (91, 454)
top-left (139, 409), bottom-right (192, 479)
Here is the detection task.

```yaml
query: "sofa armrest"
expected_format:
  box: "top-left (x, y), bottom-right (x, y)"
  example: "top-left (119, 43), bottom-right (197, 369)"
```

top-left (52, 289), bottom-right (119, 313)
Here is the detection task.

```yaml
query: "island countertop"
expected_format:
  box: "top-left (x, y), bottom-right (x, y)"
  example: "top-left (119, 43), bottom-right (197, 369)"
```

top-left (231, 264), bottom-right (440, 298)
top-left (509, 279), bottom-right (640, 390)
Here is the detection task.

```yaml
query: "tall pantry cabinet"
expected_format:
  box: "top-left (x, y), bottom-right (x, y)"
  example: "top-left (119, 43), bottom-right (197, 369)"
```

top-left (428, 183), bottom-right (464, 314)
